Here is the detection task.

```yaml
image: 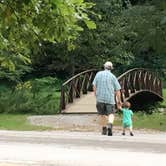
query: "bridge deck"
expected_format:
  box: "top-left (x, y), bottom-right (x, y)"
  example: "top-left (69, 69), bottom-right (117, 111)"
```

top-left (62, 92), bottom-right (97, 113)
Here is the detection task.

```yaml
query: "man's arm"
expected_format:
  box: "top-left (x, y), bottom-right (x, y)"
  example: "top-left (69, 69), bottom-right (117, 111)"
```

top-left (112, 75), bottom-right (122, 110)
top-left (93, 85), bottom-right (96, 96)
top-left (92, 73), bottom-right (98, 96)
top-left (115, 90), bottom-right (122, 110)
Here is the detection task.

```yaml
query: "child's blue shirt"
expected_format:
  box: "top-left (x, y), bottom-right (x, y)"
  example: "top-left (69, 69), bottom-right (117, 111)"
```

top-left (122, 108), bottom-right (133, 126)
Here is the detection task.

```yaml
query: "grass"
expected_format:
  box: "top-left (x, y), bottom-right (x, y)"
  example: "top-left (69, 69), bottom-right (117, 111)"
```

top-left (0, 114), bottom-right (53, 131)
top-left (115, 112), bottom-right (166, 131)
top-left (115, 89), bottom-right (166, 131)
top-left (160, 89), bottom-right (166, 107)
top-left (1, 112), bottom-right (166, 131)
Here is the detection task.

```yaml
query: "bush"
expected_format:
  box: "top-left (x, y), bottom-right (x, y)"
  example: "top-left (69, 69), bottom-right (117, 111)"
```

top-left (0, 77), bottom-right (61, 114)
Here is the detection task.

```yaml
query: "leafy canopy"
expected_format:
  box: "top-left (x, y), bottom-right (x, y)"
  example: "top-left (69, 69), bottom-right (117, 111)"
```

top-left (0, 0), bottom-right (95, 75)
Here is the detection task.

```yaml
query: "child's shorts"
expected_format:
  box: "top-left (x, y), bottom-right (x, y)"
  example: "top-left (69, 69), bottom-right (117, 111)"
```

top-left (123, 122), bottom-right (132, 128)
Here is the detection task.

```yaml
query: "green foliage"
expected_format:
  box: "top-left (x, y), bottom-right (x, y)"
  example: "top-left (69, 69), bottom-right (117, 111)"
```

top-left (0, 0), bottom-right (95, 77)
top-left (0, 77), bottom-right (61, 114)
top-left (34, 0), bottom-right (134, 74)
top-left (30, 0), bottom-right (166, 77)
top-left (31, 41), bottom-right (72, 76)
top-left (72, 0), bottom-right (133, 71)
top-left (115, 0), bottom-right (166, 75)
top-left (0, 64), bottom-right (32, 82)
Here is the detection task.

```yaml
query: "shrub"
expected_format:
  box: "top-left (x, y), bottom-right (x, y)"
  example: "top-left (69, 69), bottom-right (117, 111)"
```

top-left (0, 77), bottom-right (61, 114)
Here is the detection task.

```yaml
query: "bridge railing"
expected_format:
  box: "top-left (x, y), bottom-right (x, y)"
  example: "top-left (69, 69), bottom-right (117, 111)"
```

top-left (60, 69), bottom-right (97, 111)
top-left (118, 68), bottom-right (163, 102)
top-left (60, 68), bottom-right (163, 112)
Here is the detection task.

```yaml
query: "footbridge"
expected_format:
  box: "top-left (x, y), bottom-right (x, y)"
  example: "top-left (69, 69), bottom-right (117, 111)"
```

top-left (60, 68), bottom-right (163, 113)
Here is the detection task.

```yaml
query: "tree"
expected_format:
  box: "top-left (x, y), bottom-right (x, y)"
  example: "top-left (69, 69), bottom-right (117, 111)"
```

top-left (0, 0), bottom-right (95, 80)
top-left (119, 0), bottom-right (166, 76)
top-left (68, 0), bottom-right (133, 74)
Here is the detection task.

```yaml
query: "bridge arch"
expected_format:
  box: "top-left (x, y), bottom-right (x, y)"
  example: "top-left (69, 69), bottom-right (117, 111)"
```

top-left (127, 90), bottom-right (163, 110)
top-left (60, 68), bottom-right (163, 113)
top-left (118, 68), bottom-right (163, 109)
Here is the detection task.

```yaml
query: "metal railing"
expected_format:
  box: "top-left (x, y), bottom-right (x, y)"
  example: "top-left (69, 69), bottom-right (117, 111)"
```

top-left (118, 68), bottom-right (163, 102)
top-left (60, 68), bottom-right (163, 112)
top-left (60, 69), bottom-right (97, 111)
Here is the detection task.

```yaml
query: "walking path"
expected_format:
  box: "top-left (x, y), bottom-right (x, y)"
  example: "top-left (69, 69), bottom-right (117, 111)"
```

top-left (28, 114), bottom-right (100, 131)
top-left (28, 92), bottom-right (99, 131)
top-left (62, 92), bottom-right (96, 113)
top-left (28, 113), bottom-right (165, 134)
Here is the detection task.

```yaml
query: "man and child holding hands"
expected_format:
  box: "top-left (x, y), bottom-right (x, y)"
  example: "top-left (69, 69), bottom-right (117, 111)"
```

top-left (93, 61), bottom-right (134, 136)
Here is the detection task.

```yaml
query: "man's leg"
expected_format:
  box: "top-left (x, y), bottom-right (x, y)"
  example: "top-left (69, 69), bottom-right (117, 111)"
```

top-left (106, 104), bottom-right (116, 136)
top-left (96, 102), bottom-right (107, 135)
top-left (99, 115), bottom-right (108, 135)
top-left (107, 113), bottom-right (114, 136)
top-left (108, 113), bottom-right (114, 123)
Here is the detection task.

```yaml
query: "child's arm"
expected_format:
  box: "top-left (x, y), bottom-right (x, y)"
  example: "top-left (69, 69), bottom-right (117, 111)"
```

top-left (130, 110), bottom-right (133, 116)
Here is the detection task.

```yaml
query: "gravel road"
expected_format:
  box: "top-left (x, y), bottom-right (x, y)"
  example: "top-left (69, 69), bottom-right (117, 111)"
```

top-left (0, 130), bottom-right (166, 166)
top-left (1, 114), bottom-right (166, 166)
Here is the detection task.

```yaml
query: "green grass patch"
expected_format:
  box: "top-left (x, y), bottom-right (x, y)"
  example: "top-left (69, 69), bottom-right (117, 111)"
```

top-left (0, 112), bottom-right (166, 131)
top-left (115, 89), bottom-right (166, 131)
top-left (160, 89), bottom-right (166, 107)
top-left (0, 114), bottom-right (53, 130)
top-left (1, 113), bottom-right (166, 131)
top-left (115, 112), bottom-right (166, 131)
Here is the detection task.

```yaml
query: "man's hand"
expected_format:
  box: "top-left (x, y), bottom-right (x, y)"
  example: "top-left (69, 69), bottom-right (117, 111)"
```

top-left (116, 101), bottom-right (122, 110)
top-left (115, 90), bottom-right (122, 110)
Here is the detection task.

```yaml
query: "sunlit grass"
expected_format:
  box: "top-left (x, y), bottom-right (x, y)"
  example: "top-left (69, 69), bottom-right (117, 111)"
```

top-left (115, 112), bottom-right (166, 131)
top-left (0, 114), bottom-right (53, 131)
top-left (160, 89), bottom-right (166, 107)
top-left (115, 89), bottom-right (166, 131)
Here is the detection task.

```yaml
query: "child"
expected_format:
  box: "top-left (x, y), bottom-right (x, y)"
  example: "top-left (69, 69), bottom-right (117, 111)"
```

top-left (120, 101), bottom-right (134, 136)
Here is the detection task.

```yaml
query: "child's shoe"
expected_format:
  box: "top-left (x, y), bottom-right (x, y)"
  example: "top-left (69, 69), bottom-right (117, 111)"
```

top-left (130, 132), bottom-right (134, 136)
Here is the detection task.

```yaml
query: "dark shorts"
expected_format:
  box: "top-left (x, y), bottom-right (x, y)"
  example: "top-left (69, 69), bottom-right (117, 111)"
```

top-left (96, 102), bottom-right (116, 115)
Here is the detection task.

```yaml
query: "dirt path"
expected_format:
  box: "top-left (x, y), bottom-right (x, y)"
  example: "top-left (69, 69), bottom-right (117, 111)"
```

top-left (27, 114), bottom-right (165, 134)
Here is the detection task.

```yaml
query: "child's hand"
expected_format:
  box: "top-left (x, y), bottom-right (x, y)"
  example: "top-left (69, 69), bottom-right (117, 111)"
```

top-left (119, 106), bottom-right (122, 110)
top-left (118, 106), bottom-right (122, 110)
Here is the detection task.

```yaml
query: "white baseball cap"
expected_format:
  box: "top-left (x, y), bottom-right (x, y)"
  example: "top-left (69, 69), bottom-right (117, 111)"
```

top-left (104, 61), bottom-right (113, 69)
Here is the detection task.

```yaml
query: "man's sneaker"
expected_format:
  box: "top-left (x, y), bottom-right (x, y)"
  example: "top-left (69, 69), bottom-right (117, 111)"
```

top-left (107, 128), bottom-right (112, 136)
top-left (102, 127), bottom-right (107, 135)
top-left (130, 132), bottom-right (134, 136)
top-left (122, 132), bottom-right (125, 136)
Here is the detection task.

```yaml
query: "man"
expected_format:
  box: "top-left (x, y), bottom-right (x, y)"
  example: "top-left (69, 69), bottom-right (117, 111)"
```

top-left (92, 61), bottom-right (122, 136)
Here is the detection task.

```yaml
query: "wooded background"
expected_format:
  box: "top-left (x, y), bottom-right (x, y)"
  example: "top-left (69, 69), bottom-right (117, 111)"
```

top-left (0, 0), bottom-right (165, 114)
